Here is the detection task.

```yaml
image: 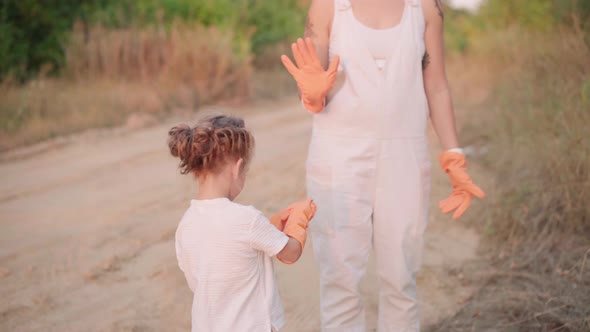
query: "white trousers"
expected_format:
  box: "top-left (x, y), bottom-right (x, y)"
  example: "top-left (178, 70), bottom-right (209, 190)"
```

top-left (306, 134), bottom-right (431, 332)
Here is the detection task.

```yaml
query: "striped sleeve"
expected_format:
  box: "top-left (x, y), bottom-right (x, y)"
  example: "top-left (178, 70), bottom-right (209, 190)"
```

top-left (249, 213), bottom-right (289, 257)
top-left (175, 225), bottom-right (197, 292)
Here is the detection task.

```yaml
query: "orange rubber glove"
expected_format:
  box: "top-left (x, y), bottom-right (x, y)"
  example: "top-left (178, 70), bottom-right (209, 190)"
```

top-left (275, 199), bottom-right (317, 265)
top-left (270, 199), bottom-right (317, 232)
top-left (283, 199), bottom-right (317, 248)
top-left (269, 207), bottom-right (290, 232)
top-left (281, 38), bottom-right (340, 113)
top-left (439, 152), bottom-right (486, 220)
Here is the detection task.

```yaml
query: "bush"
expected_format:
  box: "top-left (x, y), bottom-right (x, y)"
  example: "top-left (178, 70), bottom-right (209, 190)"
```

top-left (431, 20), bottom-right (590, 332)
top-left (0, 0), bottom-right (307, 80)
top-left (92, 0), bottom-right (307, 54)
top-left (445, 0), bottom-right (590, 54)
top-left (0, 0), bottom-right (102, 80)
top-left (0, 23), bottom-right (252, 150)
top-left (429, 1), bottom-right (590, 330)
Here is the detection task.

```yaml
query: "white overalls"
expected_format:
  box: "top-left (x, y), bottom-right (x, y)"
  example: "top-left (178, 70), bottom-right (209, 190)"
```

top-left (306, 0), bottom-right (430, 331)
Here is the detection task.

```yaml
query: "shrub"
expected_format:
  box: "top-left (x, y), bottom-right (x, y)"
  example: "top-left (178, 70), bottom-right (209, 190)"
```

top-left (0, 0), bottom-right (307, 80)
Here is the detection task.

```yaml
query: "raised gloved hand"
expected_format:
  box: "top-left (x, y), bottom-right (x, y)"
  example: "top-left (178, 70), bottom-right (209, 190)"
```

top-left (281, 38), bottom-right (340, 113)
top-left (439, 151), bottom-right (485, 220)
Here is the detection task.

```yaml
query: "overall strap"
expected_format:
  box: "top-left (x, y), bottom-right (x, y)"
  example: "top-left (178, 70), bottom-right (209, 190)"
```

top-left (335, 0), bottom-right (352, 11)
top-left (406, 0), bottom-right (426, 55)
top-left (331, 0), bottom-right (353, 45)
top-left (333, 0), bottom-right (353, 20)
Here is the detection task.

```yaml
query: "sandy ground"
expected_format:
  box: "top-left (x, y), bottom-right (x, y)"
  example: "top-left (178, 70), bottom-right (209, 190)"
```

top-left (0, 98), bottom-right (482, 332)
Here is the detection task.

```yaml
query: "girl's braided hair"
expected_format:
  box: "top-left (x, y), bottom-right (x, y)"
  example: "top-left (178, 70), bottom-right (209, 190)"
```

top-left (167, 115), bottom-right (254, 175)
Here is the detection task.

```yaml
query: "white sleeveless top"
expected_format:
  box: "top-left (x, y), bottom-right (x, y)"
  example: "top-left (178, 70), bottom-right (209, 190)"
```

top-left (314, 0), bottom-right (428, 139)
top-left (351, 7), bottom-right (402, 70)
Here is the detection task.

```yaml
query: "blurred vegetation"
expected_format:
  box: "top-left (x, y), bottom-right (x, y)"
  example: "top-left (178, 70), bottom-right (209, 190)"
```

top-left (434, 1), bottom-right (590, 331)
top-left (445, 0), bottom-right (590, 53)
top-left (0, 0), bottom-right (306, 148)
top-left (1, 0), bottom-right (589, 149)
top-left (88, 0), bottom-right (306, 55)
top-left (0, 0), bottom-right (306, 81)
top-left (5, 0), bottom-right (586, 80)
top-left (2, 0), bottom-right (589, 80)
top-left (0, 0), bottom-right (92, 80)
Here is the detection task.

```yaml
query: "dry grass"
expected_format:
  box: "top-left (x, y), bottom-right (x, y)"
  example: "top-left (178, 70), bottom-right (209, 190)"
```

top-left (429, 28), bottom-right (590, 332)
top-left (251, 68), bottom-right (297, 100)
top-left (64, 22), bottom-right (252, 101)
top-left (0, 23), bottom-right (253, 151)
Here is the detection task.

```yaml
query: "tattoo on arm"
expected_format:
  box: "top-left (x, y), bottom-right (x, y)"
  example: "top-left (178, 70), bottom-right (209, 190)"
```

top-left (434, 0), bottom-right (444, 20)
top-left (304, 15), bottom-right (317, 39)
top-left (422, 51), bottom-right (430, 70)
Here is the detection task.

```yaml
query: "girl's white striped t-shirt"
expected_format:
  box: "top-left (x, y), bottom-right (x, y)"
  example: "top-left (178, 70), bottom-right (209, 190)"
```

top-left (175, 197), bottom-right (289, 332)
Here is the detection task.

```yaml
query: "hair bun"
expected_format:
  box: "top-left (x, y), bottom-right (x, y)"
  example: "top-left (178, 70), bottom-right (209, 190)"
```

top-left (192, 126), bottom-right (216, 158)
top-left (167, 115), bottom-right (254, 175)
top-left (167, 124), bottom-right (193, 158)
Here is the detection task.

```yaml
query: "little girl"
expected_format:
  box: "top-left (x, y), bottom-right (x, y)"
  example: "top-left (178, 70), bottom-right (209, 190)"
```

top-left (168, 114), bottom-right (316, 332)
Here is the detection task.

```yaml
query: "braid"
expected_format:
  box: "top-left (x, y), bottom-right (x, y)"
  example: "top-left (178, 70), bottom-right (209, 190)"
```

top-left (167, 115), bottom-right (254, 175)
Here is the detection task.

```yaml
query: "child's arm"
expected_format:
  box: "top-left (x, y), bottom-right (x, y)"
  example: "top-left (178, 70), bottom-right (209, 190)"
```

top-left (261, 199), bottom-right (317, 265)
top-left (276, 237), bottom-right (303, 264)
top-left (250, 213), bottom-right (292, 260)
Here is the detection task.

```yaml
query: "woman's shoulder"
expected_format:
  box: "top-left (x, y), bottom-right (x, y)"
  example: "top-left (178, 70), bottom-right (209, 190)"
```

top-left (309, 0), bottom-right (335, 24)
top-left (421, 0), bottom-right (445, 25)
top-left (310, 0), bottom-right (335, 11)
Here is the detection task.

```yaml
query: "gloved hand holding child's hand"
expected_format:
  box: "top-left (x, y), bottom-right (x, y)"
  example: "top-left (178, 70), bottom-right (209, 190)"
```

top-left (269, 198), bottom-right (317, 258)
top-left (269, 207), bottom-right (291, 232)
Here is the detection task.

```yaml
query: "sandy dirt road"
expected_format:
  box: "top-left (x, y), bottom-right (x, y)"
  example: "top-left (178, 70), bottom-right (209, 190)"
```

top-left (0, 98), bottom-right (480, 332)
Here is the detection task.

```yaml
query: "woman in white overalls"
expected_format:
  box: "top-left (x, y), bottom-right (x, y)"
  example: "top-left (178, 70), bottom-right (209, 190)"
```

top-left (281, 0), bottom-right (485, 331)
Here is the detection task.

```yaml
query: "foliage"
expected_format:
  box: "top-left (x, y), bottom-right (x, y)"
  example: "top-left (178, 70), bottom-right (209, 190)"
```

top-left (0, 0), bottom-right (97, 80)
top-left (445, 0), bottom-right (590, 54)
top-left (432, 1), bottom-right (590, 330)
top-left (0, 23), bottom-right (253, 150)
top-left (433, 27), bottom-right (590, 331)
top-left (0, 0), bottom-right (306, 80)
top-left (91, 0), bottom-right (306, 52)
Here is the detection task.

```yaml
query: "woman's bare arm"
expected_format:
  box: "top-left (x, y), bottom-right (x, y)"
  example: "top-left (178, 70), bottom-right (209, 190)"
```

top-left (305, 0), bottom-right (333, 70)
top-left (422, 0), bottom-right (460, 150)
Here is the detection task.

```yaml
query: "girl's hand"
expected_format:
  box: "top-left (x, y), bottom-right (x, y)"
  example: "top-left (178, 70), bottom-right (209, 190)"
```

top-left (281, 38), bottom-right (340, 113)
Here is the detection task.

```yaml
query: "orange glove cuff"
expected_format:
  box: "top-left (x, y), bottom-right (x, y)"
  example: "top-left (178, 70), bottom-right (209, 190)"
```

top-left (274, 199), bottom-right (317, 264)
top-left (439, 151), bottom-right (467, 174)
top-left (302, 98), bottom-right (326, 113)
top-left (280, 213), bottom-right (310, 263)
top-left (282, 199), bottom-right (316, 250)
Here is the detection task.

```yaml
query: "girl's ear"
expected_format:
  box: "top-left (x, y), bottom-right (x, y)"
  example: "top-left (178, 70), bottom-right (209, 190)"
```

top-left (232, 158), bottom-right (244, 179)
